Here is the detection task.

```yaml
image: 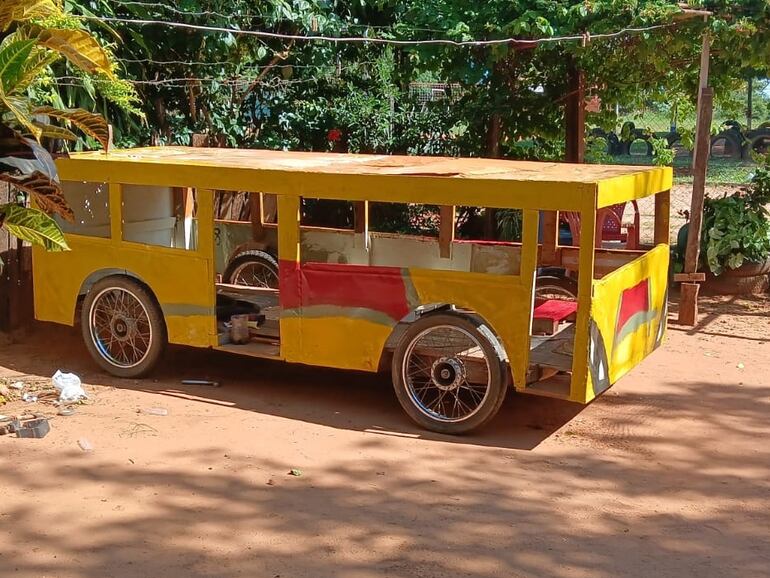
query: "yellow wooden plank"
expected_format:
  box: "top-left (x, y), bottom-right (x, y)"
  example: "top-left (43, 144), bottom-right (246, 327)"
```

top-left (61, 147), bottom-right (671, 183)
top-left (277, 195), bottom-right (301, 362)
top-left (108, 182), bottom-right (122, 244)
top-left (57, 148), bottom-right (673, 211)
top-left (196, 189), bottom-right (215, 265)
top-left (59, 159), bottom-right (589, 211)
top-left (596, 167), bottom-right (673, 208)
top-left (514, 209), bottom-right (540, 390)
top-left (591, 245), bottom-right (669, 386)
top-left (569, 196), bottom-right (597, 403)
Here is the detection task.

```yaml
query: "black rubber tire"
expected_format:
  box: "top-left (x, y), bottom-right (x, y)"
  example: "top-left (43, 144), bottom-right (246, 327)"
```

top-left (223, 250), bottom-right (279, 288)
top-left (391, 312), bottom-right (508, 435)
top-left (710, 133), bottom-right (743, 161)
top-left (535, 275), bottom-right (578, 301)
top-left (81, 276), bottom-right (167, 378)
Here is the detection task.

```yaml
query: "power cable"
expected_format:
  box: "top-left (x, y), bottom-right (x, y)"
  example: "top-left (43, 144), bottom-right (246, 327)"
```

top-left (85, 16), bottom-right (677, 48)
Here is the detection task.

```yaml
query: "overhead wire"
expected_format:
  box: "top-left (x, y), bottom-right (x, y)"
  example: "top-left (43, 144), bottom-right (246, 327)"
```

top-left (61, 11), bottom-right (688, 100)
top-left (84, 16), bottom-right (677, 48)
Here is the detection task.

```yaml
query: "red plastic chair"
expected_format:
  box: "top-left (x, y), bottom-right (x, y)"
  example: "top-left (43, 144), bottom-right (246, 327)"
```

top-left (560, 201), bottom-right (640, 249)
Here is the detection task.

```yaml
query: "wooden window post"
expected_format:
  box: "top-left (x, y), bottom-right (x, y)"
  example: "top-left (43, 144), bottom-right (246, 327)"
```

top-left (439, 205), bottom-right (455, 258)
top-left (249, 192), bottom-right (266, 241)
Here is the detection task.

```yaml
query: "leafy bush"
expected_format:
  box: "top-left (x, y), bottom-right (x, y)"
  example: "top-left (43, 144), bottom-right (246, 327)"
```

top-left (702, 159), bottom-right (770, 274)
top-left (585, 136), bottom-right (613, 164)
top-left (650, 136), bottom-right (675, 166)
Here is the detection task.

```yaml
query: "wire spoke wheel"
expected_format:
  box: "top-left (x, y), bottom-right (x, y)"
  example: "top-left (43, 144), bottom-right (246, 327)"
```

top-left (534, 275), bottom-right (578, 303)
top-left (89, 287), bottom-right (154, 369)
top-left (535, 284), bottom-right (576, 301)
top-left (402, 324), bottom-right (492, 423)
top-left (224, 251), bottom-right (279, 289)
top-left (231, 260), bottom-right (278, 288)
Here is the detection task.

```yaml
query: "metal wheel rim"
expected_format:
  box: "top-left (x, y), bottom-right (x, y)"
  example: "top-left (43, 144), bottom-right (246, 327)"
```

top-left (230, 260), bottom-right (278, 288)
top-left (88, 287), bottom-right (153, 369)
top-left (402, 324), bottom-right (491, 423)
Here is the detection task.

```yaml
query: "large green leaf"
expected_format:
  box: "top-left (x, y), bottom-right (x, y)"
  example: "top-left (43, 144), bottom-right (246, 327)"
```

top-left (12, 46), bottom-right (59, 94)
top-left (0, 0), bottom-right (61, 32)
top-left (0, 39), bottom-right (36, 95)
top-left (36, 28), bottom-right (114, 78)
top-left (33, 106), bottom-right (110, 150)
top-left (33, 121), bottom-right (77, 142)
top-left (0, 203), bottom-right (69, 251)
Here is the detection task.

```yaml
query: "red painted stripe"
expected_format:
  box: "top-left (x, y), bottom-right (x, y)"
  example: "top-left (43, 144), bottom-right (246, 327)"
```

top-left (279, 260), bottom-right (411, 322)
top-left (616, 279), bottom-right (649, 334)
top-left (279, 260), bottom-right (302, 309)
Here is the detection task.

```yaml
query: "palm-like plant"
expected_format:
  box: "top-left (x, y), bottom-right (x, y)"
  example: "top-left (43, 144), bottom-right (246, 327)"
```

top-left (0, 0), bottom-right (136, 255)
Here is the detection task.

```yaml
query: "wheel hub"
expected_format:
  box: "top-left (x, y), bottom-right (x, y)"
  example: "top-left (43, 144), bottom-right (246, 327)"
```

top-left (111, 317), bottom-right (131, 340)
top-left (431, 357), bottom-right (465, 391)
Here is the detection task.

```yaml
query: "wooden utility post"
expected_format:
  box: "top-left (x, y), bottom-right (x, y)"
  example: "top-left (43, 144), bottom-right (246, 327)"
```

top-left (676, 29), bottom-right (712, 326)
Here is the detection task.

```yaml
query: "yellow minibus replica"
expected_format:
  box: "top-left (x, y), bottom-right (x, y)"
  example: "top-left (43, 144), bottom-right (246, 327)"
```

top-left (33, 147), bottom-right (671, 433)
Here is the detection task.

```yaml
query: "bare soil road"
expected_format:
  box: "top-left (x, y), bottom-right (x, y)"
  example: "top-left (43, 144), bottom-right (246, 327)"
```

top-left (1, 295), bottom-right (769, 578)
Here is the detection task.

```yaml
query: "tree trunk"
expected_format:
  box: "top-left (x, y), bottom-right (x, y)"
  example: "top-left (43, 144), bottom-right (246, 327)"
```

top-left (483, 112), bottom-right (502, 239)
top-left (486, 112), bottom-right (502, 159)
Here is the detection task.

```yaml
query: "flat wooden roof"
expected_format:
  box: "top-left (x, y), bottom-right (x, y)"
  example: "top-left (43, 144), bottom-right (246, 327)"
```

top-left (58, 147), bottom-right (673, 211)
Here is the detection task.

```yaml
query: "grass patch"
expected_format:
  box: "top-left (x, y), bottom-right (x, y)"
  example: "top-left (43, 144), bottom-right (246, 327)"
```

top-left (606, 154), bottom-right (756, 185)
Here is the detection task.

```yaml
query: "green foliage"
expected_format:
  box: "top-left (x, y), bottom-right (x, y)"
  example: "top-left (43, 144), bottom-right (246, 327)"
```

top-left (702, 160), bottom-right (770, 274)
top-left (55, 0), bottom-right (770, 168)
top-left (650, 136), bottom-right (675, 166)
top-left (585, 136), bottom-right (612, 164)
top-left (497, 209), bottom-right (523, 242)
top-left (0, 0), bottom-right (137, 252)
top-left (0, 203), bottom-right (69, 251)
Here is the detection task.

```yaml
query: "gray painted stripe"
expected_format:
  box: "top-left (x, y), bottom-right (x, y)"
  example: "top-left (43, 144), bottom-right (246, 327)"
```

top-left (401, 269), bottom-right (421, 310)
top-left (614, 309), bottom-right (658, 348)
top-left (282, 305), bottom-right (397, 327)
top-left (162, 303), bottom-right (216, 317)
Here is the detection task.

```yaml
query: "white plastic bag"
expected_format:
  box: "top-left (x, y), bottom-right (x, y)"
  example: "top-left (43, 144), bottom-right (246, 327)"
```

top-left (52, 370), bottom-right (88, 403)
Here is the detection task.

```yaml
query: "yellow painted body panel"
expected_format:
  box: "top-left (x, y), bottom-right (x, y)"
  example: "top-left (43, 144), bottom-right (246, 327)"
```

top-left (279, 271), bottom-right (533, 382)
top-left (587, 244), bottom-right (669, 401)
top-left (32, 236), bottom-right (216, 347)
top-left (281, 316), bottom-right (392, 371)
top-left (596, 171), bottom-right (673, 208)
top-left (33, 185), bottom-right (217, 348)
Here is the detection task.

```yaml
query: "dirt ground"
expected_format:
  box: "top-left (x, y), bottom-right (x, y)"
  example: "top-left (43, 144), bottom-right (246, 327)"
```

top-left (1, 294), bottom-right (769, 578)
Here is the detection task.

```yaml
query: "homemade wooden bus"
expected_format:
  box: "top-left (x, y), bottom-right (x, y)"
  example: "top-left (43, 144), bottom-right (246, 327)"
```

top-left (33, 147), bottom-right (672, 434)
